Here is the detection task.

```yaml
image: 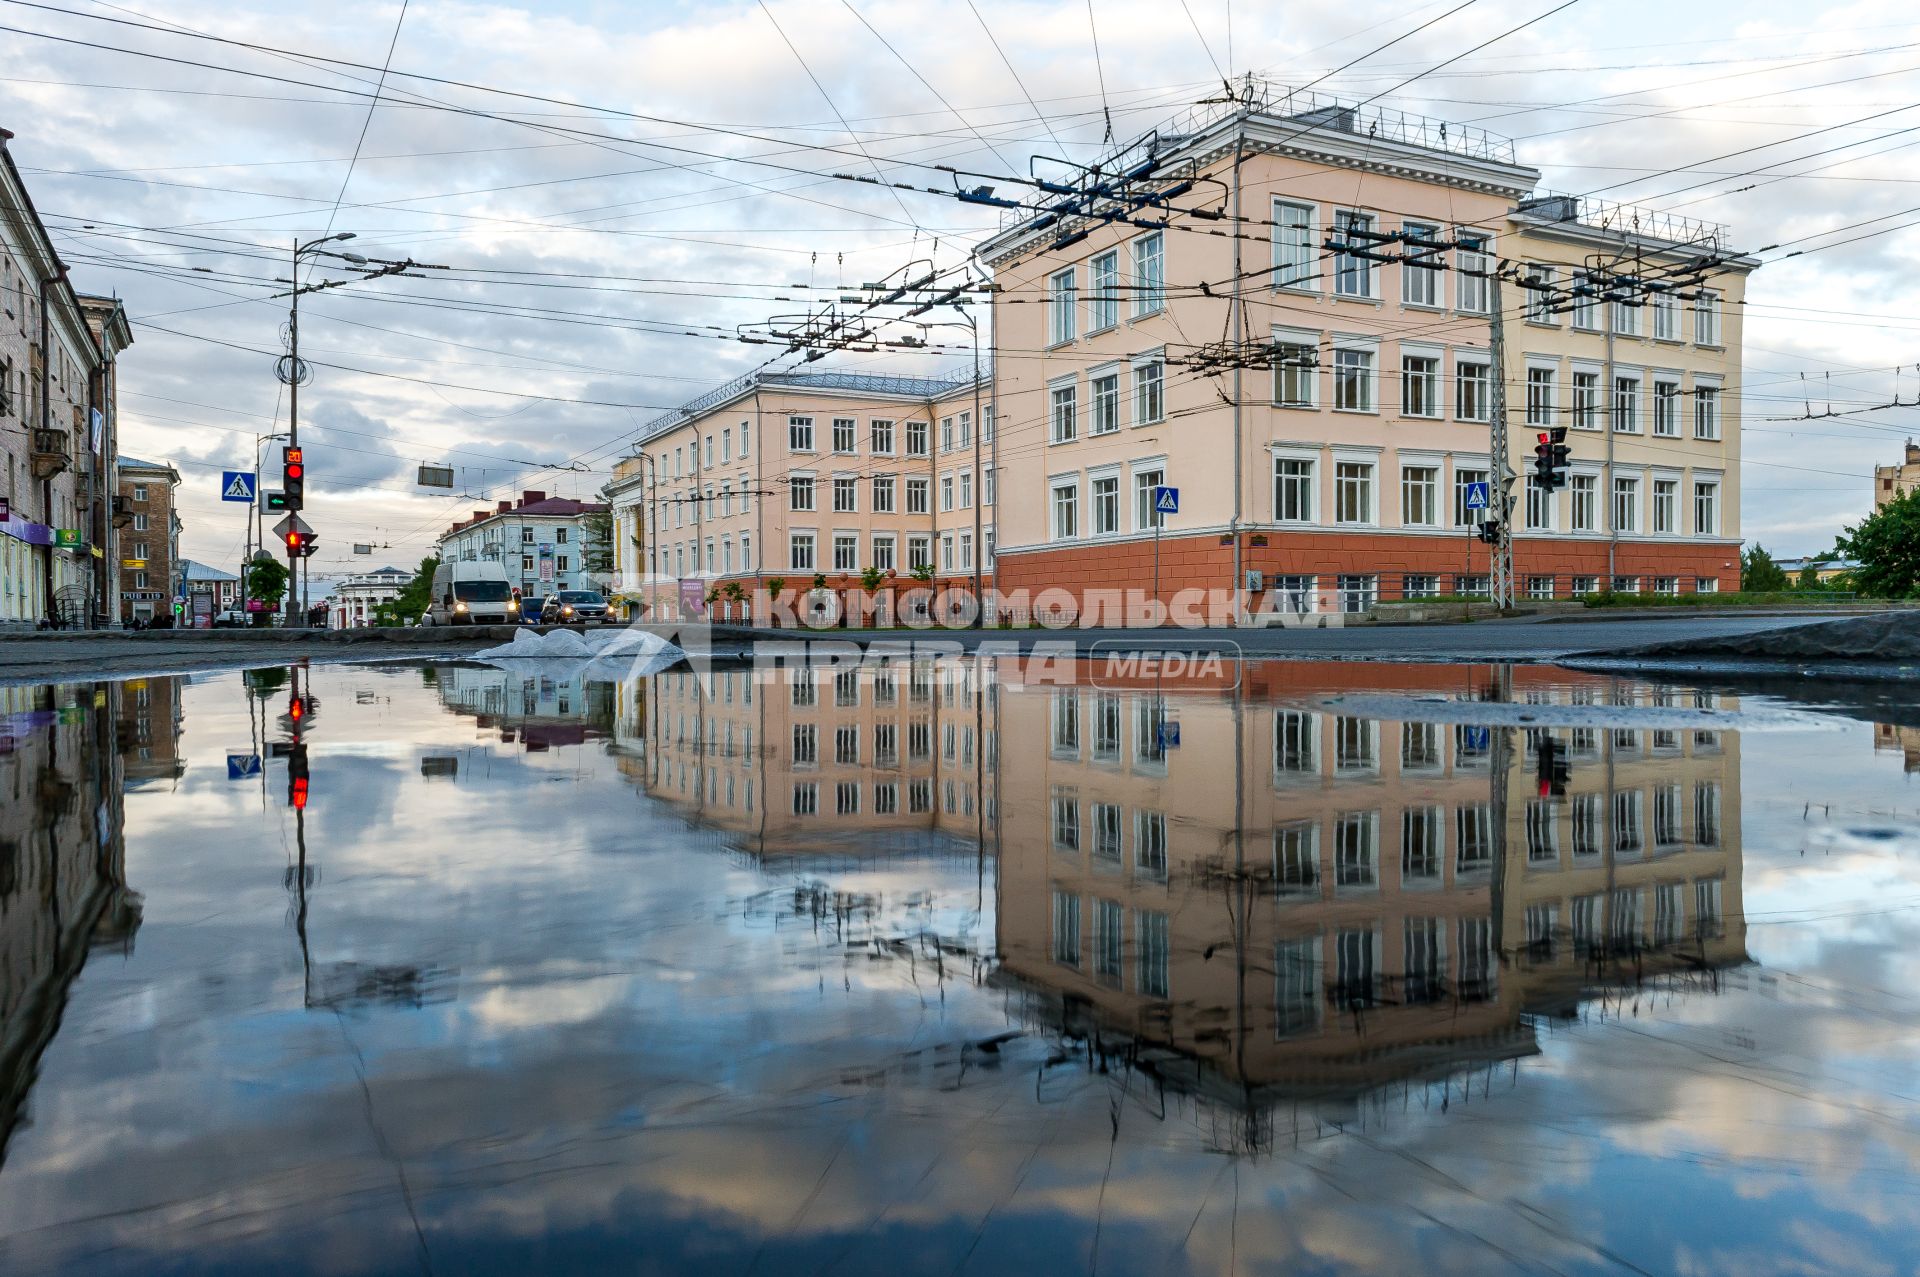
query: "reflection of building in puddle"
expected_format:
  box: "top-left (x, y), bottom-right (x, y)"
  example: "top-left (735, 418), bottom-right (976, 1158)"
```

top-left (1873, 722), bottom-right (1920, 774)
top-left (434, 665), bottom-right (614, 750)
top-left (0, 683), bottom-right (140, 1165)
top-left (616, 662), bottom-right (996, 863)
top-left (114, 674), bottom-right (184, 786)
top-left (993, 663), bottom-right (1747, 1141)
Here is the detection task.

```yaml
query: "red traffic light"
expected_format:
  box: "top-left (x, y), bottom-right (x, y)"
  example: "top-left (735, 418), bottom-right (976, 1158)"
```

top-left (289, 696), bottom-right (304, 721)
top-left (291, 777), bottom-right (309, 809)
top-left (286, 530), bottom-right (303, 551)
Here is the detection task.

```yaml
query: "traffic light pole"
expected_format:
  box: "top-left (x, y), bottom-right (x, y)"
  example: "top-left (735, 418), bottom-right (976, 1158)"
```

top-left (1488, 272), bottom-right (1516, 610)
top-left (286, 240), bottom-right (302, 628)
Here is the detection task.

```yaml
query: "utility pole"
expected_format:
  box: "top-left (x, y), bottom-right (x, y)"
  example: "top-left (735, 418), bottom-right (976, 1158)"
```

top-left (1487, 270), bottom-right (1516, 610)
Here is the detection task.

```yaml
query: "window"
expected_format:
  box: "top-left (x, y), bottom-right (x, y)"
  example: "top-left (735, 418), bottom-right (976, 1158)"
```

top-left (905, 477), bottom-right (929, 514)
top-left (705, 435), bottom-right (715, 467)
top-left (871, 532), bottom-right (896, 571)
top-left (1274, 199), bottom-right (1318, 291)
top-left (1453, 468), bottom-right (1489, 527)
top-left (1333, 210), bottom-right (1375, 298)
top-left (1694, 384), bottom-right (1721, 439)
top-left (131, 512), bottom-right (148, 531)
top-left (789, 531), bottom-right (816, 571)
top-left (1337, 574), bottom-right (1376, 612)
top-left (1570, 474), bottom-right (1597, 532)
top-left (1333, 812), bottom-right (1379, 889)
top-left (1403, 573), bottom-right (1439, 600)
top-left (872, 475), bottom-right (895, 513)
top-left (1524, 263), bottom-right (1555, 322)
top-left (983, 404), bottom-right (995, 444)
top-left (1457, 359), bottom-right (1490, 422)
top-left (1653, 379), bottom-right (1680, 436)
top-left (871, 418), bottom-right (894, 454)
top-left (1051, 892), bottom-right (1081, 965)
top-left (132, 483), bottom-right (147, 501)
top-left (1570, 573), bottom-right (1597, 597)
top-left (1050, 382), bottom-right (1078, 443)
top-left (1275, 937), bottom-right (1322, 1036)
top-left (1092, 474), bottom-right (1120, 534)
top-left (940, 474), bottom-right (954, 512)
top-left (1132, 359), bottom-right (1164, 424)
top-left (1612, 376), bottom-right (1639, 433)
top-left (1333, 347), bottom-right (1374, 411)
top-left (1527, 574), bottom-right (1555, 599)
top-left (906, 418), bottom-right (928, 456)
top-left (1571, 274), bottom-right (1599, 330)
top-left (1134, 468), bottom-right (1165, 531)
top-left (1091, 372), bottom-right (1120, 434)
top-left (1136, 812), bottom-right (1169, 881)
top-left (1694, 480), bottom-right (1719, 535)
top-left (940, 416), bottom-right (954, 453)
top-left (1457, 805), bottom-right (1493, 876)
top-left (1526, 365), bottom-right (1556, 427)
top-left (722, 427), bottom-right (732, 461)
top-left (1048, 267), bottom-right (1077, 345)
top-left (1132, 232), bottom-right (1164, 316)
top-left (1273, 340), bottom-right (1316, 406)
top-left (831, 417), bottom-right (855, 454)
top-left (1613, 475), bottom-right (1640, 533)
top-left (1089, 250), bottom-right (1119, 331)
top-left (984, 466), bottom-right (995, 506)
top-left (1653, 292), bottom-right (1678, 340)
top-left (833, 477), bottom-right (857, 513)
top-left (907, 534), bottom-right (931, 571)
top-left (1573, 371), bottom-right (1600, 430)
top-left (834, 533), bottom-right (858, 572)
top-left (740, 422), bottom-right (751, 457)
top-left (959, 470), bottom-right (972, 508)
top-left (1613, 297), bottom-right (1640, 336)
top-left (1274, 457), bottom-right (1314, 522)
top-left (1334, 461), bottom-right (1373, 525)
top-left (1273, 823), bottom-right (1318, 893)
top-left (1695, 290), bottom-right (1721, 345)
top-left (1653, 478), bottom-right (1678, 533)
top-left (1401, 354), bottom-right (1439, 417)
top-left (1457, 236), bottom-right (1489, 314)
top-left (1136, 910), bottom-right (1170, 997)
top-left (788, 415), bottom-right (814, 452)
top-left (1051, 480), bottom-right (1079, 539)
top-left (1526, 476), bottom-right (1552, 530)
top-left (1402, 222), bottom-right (1440, 307)
top-left (1274, 709), bottom-right (1318, 774)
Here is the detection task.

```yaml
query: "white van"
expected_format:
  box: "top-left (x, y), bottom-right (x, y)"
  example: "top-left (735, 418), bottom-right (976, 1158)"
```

top-left (423, 561), bottom-right (520, 626)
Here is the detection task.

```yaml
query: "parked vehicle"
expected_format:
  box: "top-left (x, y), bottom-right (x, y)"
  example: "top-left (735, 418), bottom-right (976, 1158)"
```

top-left (212, 609), bottom-right (250, 628)
top-left (518, 595), bottom-right (547, 625)
top-left (421, 561), bottom-right (520, 626)
top-left (541, 590), bottom-right (609, 625)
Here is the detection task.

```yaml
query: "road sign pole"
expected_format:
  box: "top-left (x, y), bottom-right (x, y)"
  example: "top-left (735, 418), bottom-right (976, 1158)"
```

top-left (1488, 271), bottom-right (1515, 610)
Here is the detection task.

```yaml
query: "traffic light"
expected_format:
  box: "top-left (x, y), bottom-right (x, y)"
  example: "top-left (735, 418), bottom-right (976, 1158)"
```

top-left (297, 534), bottom-right (319, 559)
top-left (1533, 432), bottom-right (1555, 487)
top-left (1536, 738), bottom-right (1571, 798)
top-left (288, 741), bottom-right (309, 809)
top-left (282, 446), bottom-right (305, 510)
top-left (1548, 428), bottom-right (1572, 490)
top-left (1476, 520), bottom-right (1501, 546)
top-left (285, 528), bottom-right (305, 557)
top-left (265, 491), bottom-right (290, 512)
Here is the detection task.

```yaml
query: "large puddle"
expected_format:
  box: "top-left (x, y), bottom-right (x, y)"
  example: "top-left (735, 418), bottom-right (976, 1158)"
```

top-left (1, 657), bottom-right (1917, 1274)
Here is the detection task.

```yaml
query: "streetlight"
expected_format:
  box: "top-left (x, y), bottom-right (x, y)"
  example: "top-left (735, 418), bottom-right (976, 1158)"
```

top-left (278, 233), bottom-right (355, 625)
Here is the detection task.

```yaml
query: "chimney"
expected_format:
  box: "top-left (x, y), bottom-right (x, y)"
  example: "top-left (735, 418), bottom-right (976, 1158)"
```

top-left (520, 489), bottom-right (546, 506)
top-left (497, 500), bottom-right (512, 513)
top-left (1907, 438), bottom-right (1919, 466)
top-left (472, 511), bottom-right (488, 523)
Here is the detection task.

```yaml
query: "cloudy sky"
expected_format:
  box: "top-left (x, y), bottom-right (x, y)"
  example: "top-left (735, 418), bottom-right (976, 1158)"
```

top-left (6, 0), bottom-right (1919, 582)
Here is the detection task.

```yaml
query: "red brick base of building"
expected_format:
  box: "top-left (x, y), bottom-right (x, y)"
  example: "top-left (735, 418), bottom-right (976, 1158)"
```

top-left (994, 530), bottom-right (1738, 608)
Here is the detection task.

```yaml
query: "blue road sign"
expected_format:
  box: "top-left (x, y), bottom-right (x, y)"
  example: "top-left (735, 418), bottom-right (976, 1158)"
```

top-left (1156, 720), bottom-right (1181, 750)
top-left (226, 753), bottom-right (261, 780)
top-left (220, 471), bottom-right (257, 503)
top-left (1463, 726), bottom-right (1491, 753)
top-left (1464, 481), bottom-right (1491, 511)
top-left (1152, 485), bottom-right (1179, 515)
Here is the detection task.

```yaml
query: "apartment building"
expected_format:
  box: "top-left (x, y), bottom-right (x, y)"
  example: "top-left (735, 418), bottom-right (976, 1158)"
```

top-left (978, 88), bottom-right (1755, 612)
top-left (1874, 440), bottom-right (1920, 510)
top-left (994, 663), bottom-right (1746, 1112)
top-left (435, 490), bottom-right (610, 598)
top-left (113, 456), bottom-right (180, 625)
top-left (1, 137), bottom-right (133, 628)
top-left (606, 369), bottom-right (992, 620)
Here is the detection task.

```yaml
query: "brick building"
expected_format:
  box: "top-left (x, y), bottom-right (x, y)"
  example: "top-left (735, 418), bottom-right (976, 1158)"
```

top-left (114, 457), bottom-right (180, 624)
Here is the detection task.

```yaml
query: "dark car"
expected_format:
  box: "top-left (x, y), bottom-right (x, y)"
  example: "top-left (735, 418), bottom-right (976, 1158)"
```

top-left (518, 596), bottom-right (547, 625)
top-left (541, 590), bottom-right (609, 625)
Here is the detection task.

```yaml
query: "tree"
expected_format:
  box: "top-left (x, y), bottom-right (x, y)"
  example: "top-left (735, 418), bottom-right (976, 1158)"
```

top-left (1741, 544), bottom-right (1789, 593)
top-left (581, 510), bottom-right (614, 575)
top-left (1834, 489), bottom-right (1920, 597)
top-left (247, 555), bottom-right (290, 608)
top-left (392, 556), bottom-right (440, 622)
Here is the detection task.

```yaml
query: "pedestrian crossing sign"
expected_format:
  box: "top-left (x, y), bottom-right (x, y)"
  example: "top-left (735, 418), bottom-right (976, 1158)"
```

top-left (221, 471), bottom-right (257, 503)
top-left (1152, 486), bottom-right (1179, 515)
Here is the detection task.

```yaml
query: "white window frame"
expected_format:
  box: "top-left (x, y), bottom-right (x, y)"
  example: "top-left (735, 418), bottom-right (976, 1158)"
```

top-left (1273, 199), bottom-right (1318, 293)
top-left (1332, 454), bottom-right (1377, 527)
top-left (1272, 326), bottom-right (1318, 407)
top-left (1651, 473), bottom-right (1681, 535)
top-left (788, 415), bottom-right (814, 453)
top-left (1089, 249), bottom-right (1120, 332)
top-left (1048, 267), bottom-right (1077, 346)
top-left (1089, 467), bottom-right (1122, 536)
top-left (1399, 344), bottom-right (1442, 419)
top-left (1693, 476), bottom-right (1721, 536)
top-left (1131, 231), bottom-right (1164, 317)
top-left (1694, 290), bottom-right (1722, 346)
top-left (1331, 339), bottom-right (1378, 413)
top-left (1090, 367), bottom-right (1122, 435)
top-left (1273, 450), bottom-right (1316, 524)
top-left (1693, 377), bottom-right (1723, 440)
top-left (1049, 377), bottom-right (1078, 443)
top-left (1131, 355), bottom-right (1165, 425)
top-left (1333, 209), bottom-right (1377, 299)
top-left (1456, 353), bottom-right (1491, 423)
top-left (1400, 459), bottom-right (1440, 528)
top-left (788, 529), bottom-right (817, 572)
top-left (1050, 475), bottom-right (1080, 540)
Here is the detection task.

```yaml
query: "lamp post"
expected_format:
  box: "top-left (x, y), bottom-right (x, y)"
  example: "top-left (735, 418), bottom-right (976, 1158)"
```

top-left (279, 233), bottom-right (362, 625)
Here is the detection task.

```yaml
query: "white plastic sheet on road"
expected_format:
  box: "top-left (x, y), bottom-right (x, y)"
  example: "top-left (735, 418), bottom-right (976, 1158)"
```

top-left (470, 626), bottom-right (685, 680)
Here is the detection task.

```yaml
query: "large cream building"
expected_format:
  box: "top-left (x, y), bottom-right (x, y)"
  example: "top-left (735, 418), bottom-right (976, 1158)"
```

top-left (980, 90), bottom-right (1754, 610)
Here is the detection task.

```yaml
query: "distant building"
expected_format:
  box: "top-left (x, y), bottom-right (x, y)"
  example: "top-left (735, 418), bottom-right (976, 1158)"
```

top-left (114, 457), bottom-right (180, 624)
top-left (1775, 556), bottom-right (1858, 584)
top-left (178, 558), bottom-right (239, 623)
top-left (435, 490), bottom-right (610, 598)
top-left (331, 564), bottom-right (411, 628)
top-left (1874, 440), bottom-right (1920, 509)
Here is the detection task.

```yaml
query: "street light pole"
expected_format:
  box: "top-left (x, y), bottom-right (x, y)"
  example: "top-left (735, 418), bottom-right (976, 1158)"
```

top-left (280, 232), bottom-right (359, 626)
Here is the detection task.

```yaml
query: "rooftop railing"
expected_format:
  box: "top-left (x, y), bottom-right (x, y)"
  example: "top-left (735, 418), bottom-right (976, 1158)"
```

top-left (1516, 192), bottom-right (1729, 253)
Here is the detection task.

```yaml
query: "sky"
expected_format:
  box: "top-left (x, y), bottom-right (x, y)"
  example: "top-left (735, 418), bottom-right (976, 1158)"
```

top-left (6, 0), bottom-right (1920, 585)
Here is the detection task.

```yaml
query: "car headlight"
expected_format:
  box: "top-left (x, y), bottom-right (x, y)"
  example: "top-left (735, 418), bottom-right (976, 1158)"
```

top-left (562, 606), bottom-right (573, 615)
top-left (507, 599), bottom-right (519, 612)
top-left (454, 602), bottom-right (468, 612)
